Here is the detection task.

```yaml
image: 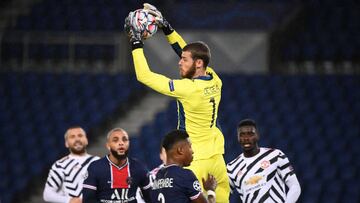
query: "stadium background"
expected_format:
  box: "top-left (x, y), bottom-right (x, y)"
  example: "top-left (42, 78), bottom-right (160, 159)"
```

top-left (0, 0), bottom-right (359, 202)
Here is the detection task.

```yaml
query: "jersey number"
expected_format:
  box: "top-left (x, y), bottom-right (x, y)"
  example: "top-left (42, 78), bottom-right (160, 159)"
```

top-left (158, 193), bottom-right (165, 203)
top-left (209, 97), bottom-right (216, 127)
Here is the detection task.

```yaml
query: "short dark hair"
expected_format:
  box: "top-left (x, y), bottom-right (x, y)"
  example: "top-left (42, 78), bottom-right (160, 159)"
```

top-left (238, 119), bottom-right (257, 129)
top-left (183, 41), bottom-right (211, 68)
top-left (162, 130), bottom-right (189, 151)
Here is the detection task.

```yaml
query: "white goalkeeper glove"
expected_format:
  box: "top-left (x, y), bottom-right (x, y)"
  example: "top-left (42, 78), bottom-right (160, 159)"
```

top-left (124, 11), bottom-right (144, 49)
top-left (143, 3), bottom-right (173, 34)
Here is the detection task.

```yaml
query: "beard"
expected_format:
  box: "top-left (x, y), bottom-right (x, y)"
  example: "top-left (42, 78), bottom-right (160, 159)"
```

top-left (69, 142), bottom-right (86, 155)
top-left (181, 62), bottom-right (196, 79)
top-left (110, 148), bottom-right (128, 160)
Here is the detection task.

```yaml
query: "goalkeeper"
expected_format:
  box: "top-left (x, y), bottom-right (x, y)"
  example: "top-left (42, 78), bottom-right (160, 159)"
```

top-left (125, 3), bottom-right (230, 203)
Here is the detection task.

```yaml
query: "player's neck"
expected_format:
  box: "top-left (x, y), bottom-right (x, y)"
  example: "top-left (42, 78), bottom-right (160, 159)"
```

top-left (243, 147), bottom-right (260, 158)
top-left (70, 151), bottom-right (87, 157)
top-left (192, 68), bottom-right (206, 79)
top-left (165, 159), bottom-right (181, 167)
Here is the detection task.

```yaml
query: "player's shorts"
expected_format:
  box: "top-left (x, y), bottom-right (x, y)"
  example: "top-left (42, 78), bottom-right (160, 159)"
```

top-left (186, 154), bottom-right (230, 203)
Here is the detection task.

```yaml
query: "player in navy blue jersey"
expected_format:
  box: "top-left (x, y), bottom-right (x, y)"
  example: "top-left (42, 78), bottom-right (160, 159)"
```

top-left (82, 128), bottom-right (151, 203)
top-left (150, 130), bottom-right (217, 203)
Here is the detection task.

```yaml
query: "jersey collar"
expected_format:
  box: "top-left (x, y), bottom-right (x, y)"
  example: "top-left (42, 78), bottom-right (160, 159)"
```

top-left (193, 73), bottom-right (213, 81)
top-left (106, 155), bottom-right (129, 170)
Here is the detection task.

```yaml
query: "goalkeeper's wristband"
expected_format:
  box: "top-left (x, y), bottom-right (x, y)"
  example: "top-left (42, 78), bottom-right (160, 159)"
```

top-left (162, 22), bottom-right (174, 35)
top-left (131, 40), bottom-right (144, 50)
top-left (207, 190), bottom-right (216, 198)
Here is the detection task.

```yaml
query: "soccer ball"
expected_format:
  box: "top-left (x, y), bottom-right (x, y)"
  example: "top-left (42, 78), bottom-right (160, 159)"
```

top-left (131, 9), bottom-right (158, 39)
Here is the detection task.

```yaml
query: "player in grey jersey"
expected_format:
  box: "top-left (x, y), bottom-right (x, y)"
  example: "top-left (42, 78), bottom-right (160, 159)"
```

top-left (43, 126), bottom-right (99, 203)
top-left (226, 119), bottom-right (301, 203)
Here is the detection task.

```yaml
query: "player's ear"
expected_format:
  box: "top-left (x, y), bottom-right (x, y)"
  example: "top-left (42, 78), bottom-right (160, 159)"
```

top-left (65, 141), bottom-right (69, 148)
top-left (195, 59), bottom-right (203, 68)
top-left (177, 145), bottom-right (184, 155)
top-left (106, 143), bottom-right (110, 151)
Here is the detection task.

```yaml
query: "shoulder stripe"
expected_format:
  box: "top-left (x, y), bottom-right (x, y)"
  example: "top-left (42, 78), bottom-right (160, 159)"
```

top-left (83, 184), bottom-right (97, 191)
top-left (50, 168), bottom-right (63, 181)
top-left (279, 162), bottom-right (290, 170)
top-left (284, 170), bottom-right (295, 180)
top-left (55, 159), bottom-right (75, 169)
top-left (169, 80), bottom-right (175, 92)
top-left (65, 156), bottom-right (96, 183)
top-left (190, 192), bottom-right (201, 200)
top-left (50, 177), bottom-right (60, 188)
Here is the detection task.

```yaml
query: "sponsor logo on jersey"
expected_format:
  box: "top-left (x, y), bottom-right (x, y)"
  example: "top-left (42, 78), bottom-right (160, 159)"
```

top-left (245, 175), bottom-right (263, 185)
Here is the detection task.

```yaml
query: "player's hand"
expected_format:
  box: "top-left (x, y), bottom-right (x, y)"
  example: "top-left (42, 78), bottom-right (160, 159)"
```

top-left (143, 3), bottom-right (172, 31)
top-left (69, 197), bottom-right (82, 203)
top-left (143, 3), bottom-right (163, 20)
top-left (202, 173), bottom-right (217, 192)
top-left (124, 12), bottom-right (143, 43)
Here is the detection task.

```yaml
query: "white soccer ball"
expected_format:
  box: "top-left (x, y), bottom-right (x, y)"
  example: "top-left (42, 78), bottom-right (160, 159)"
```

top-left (132, 9), bottom-right (158, 39)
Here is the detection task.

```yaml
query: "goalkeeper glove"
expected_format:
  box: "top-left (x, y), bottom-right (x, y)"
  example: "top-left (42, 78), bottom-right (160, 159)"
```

top-left (143, 3), bottom-right (174, 35)
top-left (124, 12), bottom-right (144, 49)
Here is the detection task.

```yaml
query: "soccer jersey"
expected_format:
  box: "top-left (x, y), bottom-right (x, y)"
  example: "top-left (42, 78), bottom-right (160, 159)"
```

top-left (83, 156), bottom-right (151, 202)
top-left (226, 148), bottom-right (296, 203)
top-left (44, 154), bottom-right (99, 198)
top-left (132, 31), bottom-right (224, 160)
top-left (150, 164), bottom-right (202, 203)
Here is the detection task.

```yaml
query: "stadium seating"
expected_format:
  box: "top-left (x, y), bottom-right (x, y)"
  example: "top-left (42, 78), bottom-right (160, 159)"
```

top-left (281, 0), bottom-right (360, 63)
top-left (0, 72), bottom-right (144, 203)
top-left (131, 74), bottom-right (360, 203)
top-left (1, 0), bottom-right (299, 64)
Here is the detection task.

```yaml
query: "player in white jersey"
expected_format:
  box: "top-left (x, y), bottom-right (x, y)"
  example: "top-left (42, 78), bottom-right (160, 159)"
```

top-left (226, 119), bottom-right (301, 203)
top-left (43, 126), bottom-right (99, 203)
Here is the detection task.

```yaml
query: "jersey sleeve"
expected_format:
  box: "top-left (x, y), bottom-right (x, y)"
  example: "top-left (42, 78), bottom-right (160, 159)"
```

top-left (165, 30), bottom-right (187, 57)
top-left (276, 150), bottom-right (296, 181)
top-left (82, 162), bottom-right (98, 201)
top-left (132, 48), bottom-right (192, 99)
top-left (45, 162), bottom-right (65, 191)
top-left (179, 169), bottom-right (202, 200)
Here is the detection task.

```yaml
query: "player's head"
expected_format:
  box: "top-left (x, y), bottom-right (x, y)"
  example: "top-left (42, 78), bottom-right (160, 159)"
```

top-left (237, 119), bottom-right (259, 152)
top-left (162, 130), bottom-right (193, 167)
top-left (106, 128), bottom-right (129, 160)
top-left (64, 126), bottom-right (88, 155)
top-left (179, 41), bottom-right (211, 79)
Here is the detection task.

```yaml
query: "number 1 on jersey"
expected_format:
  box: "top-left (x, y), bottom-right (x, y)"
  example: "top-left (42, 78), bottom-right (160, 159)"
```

top-left (209, 97), bottom-right (216, 127)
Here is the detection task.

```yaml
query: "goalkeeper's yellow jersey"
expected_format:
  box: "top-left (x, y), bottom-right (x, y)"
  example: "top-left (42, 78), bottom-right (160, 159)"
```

top-left (132, 31), bottom-right (224, 160)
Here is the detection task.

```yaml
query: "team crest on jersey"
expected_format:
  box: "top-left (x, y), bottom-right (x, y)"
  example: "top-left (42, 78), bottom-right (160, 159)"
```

top-left (193, 180), bottom-right (201, 191)
top-left (260, 160), bottom-right (270, 169)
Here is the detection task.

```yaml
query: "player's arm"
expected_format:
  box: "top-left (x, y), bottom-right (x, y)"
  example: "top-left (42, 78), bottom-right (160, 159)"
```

top-left (183, 171), bottom-right (216, 203)
top-left (82, 164), bottom-right (99, 203)
top-left (285, 175), bottom-right (301, 203)
top-left (43, 184), bottom-right (71, 203)
top-left (277, 150), bottom-right (301, 203)
top-left (125, 11), bottom-right (190, 99)
top-left (139, 169), bottom-right (152, 202)
top-left (43, 164), bottom-right (71, 203)
top-left (143, 3), bottom-right (186, 57)
top-left (132, 47), bottom-right (191, 98)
